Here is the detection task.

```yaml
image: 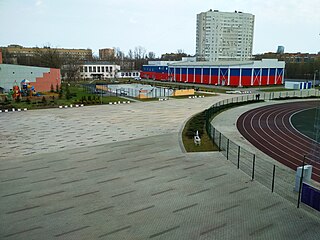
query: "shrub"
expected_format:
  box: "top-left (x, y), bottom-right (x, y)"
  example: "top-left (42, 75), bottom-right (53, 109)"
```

top-left (42, 96), bottom-right (47, 104)
top-left (15, 96), bottom-right (21, 103)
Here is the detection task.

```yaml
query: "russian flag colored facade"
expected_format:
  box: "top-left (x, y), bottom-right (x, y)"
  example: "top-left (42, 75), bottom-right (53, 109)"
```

top-left (141, 59), bottom-right (285, 87)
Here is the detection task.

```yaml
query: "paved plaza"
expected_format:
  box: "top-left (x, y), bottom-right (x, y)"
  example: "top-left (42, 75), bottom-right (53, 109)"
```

top-left (1, 96), bottom-right (320, 240)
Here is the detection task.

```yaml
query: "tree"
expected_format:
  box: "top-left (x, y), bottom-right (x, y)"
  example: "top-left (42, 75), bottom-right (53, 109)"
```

top-left (34, 45), bottom-right (64, 68)
top-left (50, 84), bottom-right (54, 92)
top-left (59, 84), bottom-right (63, 99)
top-left (134, 46), bottom-right (146, 60)
top-left (41, 96), bottom-right (47, 104)
top-left (65, 84), bottom-right (71, 100)
top-left (56, 83), bottom-right (59, 93)
top-left (127, 49), bottom-right (133, 60)
top-left (61, 54), bottom-right (81, 81)
top-left (148, 52), bottom-right (156, 60)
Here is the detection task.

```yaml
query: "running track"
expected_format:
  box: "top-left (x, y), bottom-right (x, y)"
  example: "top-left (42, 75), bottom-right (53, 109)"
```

top-left (237, 101), bottom-right (320, 182)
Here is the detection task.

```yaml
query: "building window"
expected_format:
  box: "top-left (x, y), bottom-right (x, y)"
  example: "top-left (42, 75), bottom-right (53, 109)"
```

top-left (101, 67), bottom-right (104, 72)
top-left (106, 67), bottom-right (109, 72)
top-left (97, 66), bottom-right (100, 72)
top-left (80, 66), bottom-right (83, 72)
top-left (84, 66), bottom-right (88, 72)
top-left (89, 66), bottom-right (92, 72)
top-left (110, 67), bottom-right (113, 72)
top-left (93, 66), bottom-right (96, 72)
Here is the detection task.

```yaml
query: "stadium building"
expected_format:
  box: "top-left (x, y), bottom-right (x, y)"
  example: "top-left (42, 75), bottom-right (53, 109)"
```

top-left (141, 59), bottom-right (285, 87)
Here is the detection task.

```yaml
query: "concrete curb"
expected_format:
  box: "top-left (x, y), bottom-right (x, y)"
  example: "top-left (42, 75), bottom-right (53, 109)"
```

top-left (0, 108), bottom-right (27, 113)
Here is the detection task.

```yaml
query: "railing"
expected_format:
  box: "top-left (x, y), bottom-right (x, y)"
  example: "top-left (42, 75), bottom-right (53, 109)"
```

top-left (205, 89), bottom-right (320, 209)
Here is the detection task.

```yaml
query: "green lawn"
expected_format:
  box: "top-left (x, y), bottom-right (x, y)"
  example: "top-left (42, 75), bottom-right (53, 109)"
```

top-left (0, 84), bottom-right (127, 110)
top-left (291, 108), bottom-right (316, 140)
top-left (259, 87), bottom-right (294, 92)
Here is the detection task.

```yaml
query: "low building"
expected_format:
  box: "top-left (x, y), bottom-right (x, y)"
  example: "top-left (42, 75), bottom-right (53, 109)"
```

top-left (116, 71), bottom-right (140, 79)
top-left (0, 64), bottom-right (61, 92)
top-left (141, 59), bottom-right (285, 87)
top-left (79, 62), bottom-right (120, 80)
top-left (284, 79), bottom-right (317, 90)
top-left (1, 44), bottom-right (92, 61)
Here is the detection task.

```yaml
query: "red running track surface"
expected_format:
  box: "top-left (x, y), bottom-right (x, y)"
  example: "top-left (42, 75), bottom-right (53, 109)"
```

top-left (237, 101), bottom-right (320, 182)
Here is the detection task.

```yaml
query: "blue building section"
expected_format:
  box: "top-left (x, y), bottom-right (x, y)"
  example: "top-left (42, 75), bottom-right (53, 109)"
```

top-left (262, 68), bottom-right (268, 76)
top-left (195, 68), bottom-right (201, 75)
top-left (181, 68), bottom-right (187, 74)
top-left (269, 68), bottom-right (276, 76)
top-left (210, 68), bottom-right (218, 76)
top-left (219, 68), bottom-right (228, 77)
top-left (242, 68), bottom-right (252, 76)
top-left (142, 66), bottom-right (168, 73)
top-left (230, 69), bottom-right (240, 76)
top-left (188, 68), bottom-right (194, 74)
top-left (203, 68), bottom-right (210, 76)
top-left (302, 183), bottom-right (320, 211)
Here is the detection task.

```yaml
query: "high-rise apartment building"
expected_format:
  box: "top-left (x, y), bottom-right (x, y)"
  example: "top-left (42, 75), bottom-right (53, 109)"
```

top-left (196, 10), bottom-right (254, 61)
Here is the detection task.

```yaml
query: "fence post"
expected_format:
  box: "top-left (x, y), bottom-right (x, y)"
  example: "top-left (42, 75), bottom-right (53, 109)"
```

top-left (237, 146), bottom-right (240, 169)
top-left (252, 154), bottom-right (256, 180)
top-left (226, 139), bottom-right (229, 160)
top-left (212, 128), bottom-right (216, 143)
top-left (297, 155), bottom-right (306, 208)
top-left (271, 165), bottom-right (276, 192)
top-left (218, 132), bottom-right (222, 151)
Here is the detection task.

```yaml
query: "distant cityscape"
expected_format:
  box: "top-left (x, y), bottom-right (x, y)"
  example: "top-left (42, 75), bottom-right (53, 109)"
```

top-left (0, 9), bottom-right (319, 93)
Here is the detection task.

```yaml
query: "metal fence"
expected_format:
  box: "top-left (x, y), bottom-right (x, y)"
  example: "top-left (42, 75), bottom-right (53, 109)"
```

top-left (206, 89), bottom-right (320, 209)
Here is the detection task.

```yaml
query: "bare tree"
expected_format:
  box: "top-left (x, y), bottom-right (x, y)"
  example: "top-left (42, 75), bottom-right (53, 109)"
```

top-left (34, 45), bottom-right (63, 68)
top-left (147, 51), bottom-right (156, 60)
top-left (127, 49), bottom-right (133, 60)
top-left (61, 54), bottom-right (82, 81)
top-left (134, 46), bottom-right (146, 60)
top-left (177, 49), bottom-right (184, 54)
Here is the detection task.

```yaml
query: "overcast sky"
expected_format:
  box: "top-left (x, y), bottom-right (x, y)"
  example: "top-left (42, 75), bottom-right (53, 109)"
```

top-left (1, 0), bottom-right (319, 57)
